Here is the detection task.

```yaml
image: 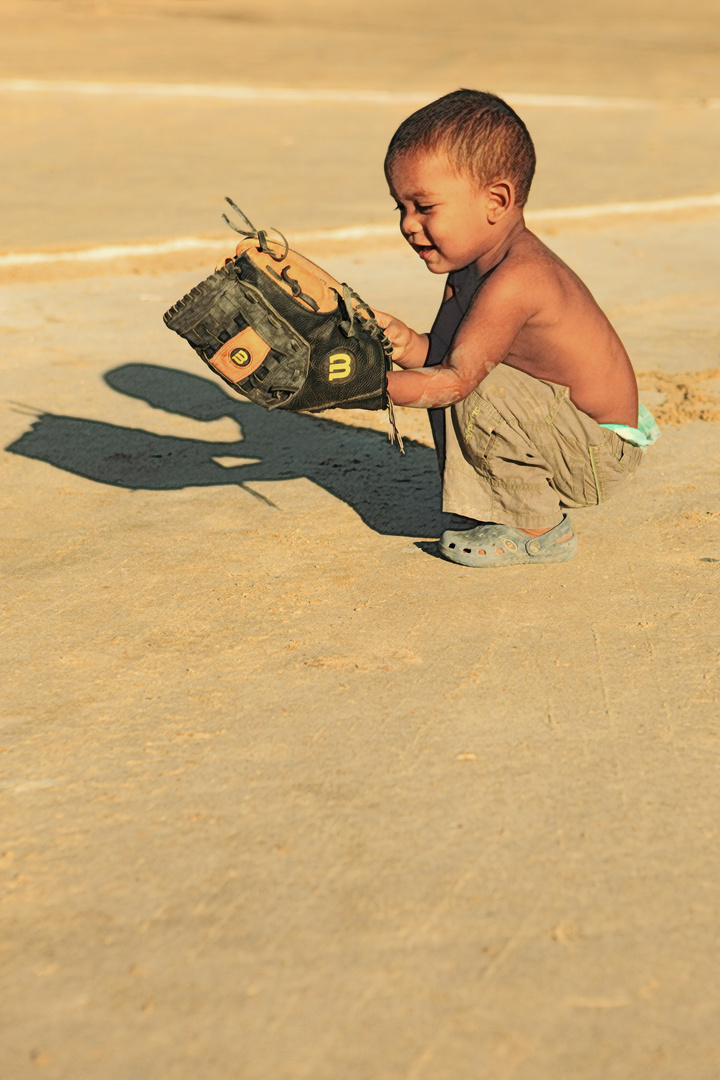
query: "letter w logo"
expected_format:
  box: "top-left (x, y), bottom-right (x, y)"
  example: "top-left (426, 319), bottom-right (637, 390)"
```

top-left (328, 352), bottom-right (353, 381)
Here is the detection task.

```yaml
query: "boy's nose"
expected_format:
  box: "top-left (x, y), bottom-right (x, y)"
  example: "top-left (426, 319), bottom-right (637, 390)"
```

top-left (401, 211), bottom-right (421, 239)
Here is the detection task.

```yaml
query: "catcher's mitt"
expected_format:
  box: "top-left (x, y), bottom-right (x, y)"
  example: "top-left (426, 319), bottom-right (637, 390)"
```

top-left (163, 199), bottom-right (401, 448)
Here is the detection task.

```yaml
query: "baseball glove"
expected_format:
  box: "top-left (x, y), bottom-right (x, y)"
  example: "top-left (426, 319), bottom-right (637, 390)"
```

top-left (163, 199), bottom-right (401, 448)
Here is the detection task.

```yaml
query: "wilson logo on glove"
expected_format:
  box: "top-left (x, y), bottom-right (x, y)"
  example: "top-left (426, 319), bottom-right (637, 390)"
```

top-left (163, 198), bottom-right (402, 450)
top-left (230, 348), bottom-right (252, 367)
top-left (327, 352), bottom-right (354, 381)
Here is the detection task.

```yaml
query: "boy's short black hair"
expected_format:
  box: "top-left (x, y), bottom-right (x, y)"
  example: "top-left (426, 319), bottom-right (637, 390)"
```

top-left (385, 89), bottom-right (536, 208)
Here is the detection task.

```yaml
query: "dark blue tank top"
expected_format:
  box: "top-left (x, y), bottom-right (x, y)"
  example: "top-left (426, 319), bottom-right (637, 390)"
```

top-left (425, 262), bottom-right (499, 466)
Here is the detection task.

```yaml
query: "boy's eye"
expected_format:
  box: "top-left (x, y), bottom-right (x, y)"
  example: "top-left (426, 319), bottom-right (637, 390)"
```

top-left (417, 204), bottom-right (435, 214)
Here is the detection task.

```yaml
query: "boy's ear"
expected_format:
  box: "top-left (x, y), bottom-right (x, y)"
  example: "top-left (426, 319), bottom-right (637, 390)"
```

top-left (486, 181), bottom-right (515, 222)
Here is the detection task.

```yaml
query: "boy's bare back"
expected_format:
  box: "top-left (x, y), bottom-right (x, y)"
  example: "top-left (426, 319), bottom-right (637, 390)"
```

top-left (455, 226), bottom-right (639, 425)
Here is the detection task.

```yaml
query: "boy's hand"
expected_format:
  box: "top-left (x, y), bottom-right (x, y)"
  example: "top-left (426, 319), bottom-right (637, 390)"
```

top-left (373, 310), bottom-right (429, 368)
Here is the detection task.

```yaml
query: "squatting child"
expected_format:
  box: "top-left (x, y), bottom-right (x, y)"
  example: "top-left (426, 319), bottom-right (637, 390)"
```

top-left (375, 89), bottom-right (659, 567)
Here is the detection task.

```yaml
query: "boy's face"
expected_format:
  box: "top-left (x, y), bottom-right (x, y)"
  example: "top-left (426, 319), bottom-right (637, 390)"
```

top-left (387, 151), bottom-right (499, 274)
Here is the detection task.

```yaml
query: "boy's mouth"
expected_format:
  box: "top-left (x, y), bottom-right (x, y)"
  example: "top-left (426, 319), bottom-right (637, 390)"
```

top-left (413, 243), bottom-right (437, 260)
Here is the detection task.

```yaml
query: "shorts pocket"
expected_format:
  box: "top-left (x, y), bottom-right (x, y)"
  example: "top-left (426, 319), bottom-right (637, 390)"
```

top-left (602, 430), bottom-right (644, 472)
top-left (452, 398), bottom-right (501, 467)
top-left (588, 438), bottom-right (642, 503)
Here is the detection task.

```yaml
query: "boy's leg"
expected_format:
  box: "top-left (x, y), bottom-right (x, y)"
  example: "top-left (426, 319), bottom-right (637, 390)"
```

top-left (442, 365), bottom-right (567, 531)
top-left (438, 363), bottom-right (643, 564)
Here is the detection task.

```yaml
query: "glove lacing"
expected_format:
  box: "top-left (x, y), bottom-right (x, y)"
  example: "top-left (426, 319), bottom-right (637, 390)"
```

top-left (222, 196), bottom-right (289, 263)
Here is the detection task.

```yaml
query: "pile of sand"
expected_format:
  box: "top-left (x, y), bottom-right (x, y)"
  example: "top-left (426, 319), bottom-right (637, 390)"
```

top-left (638, 366), bottom-right (720, 426)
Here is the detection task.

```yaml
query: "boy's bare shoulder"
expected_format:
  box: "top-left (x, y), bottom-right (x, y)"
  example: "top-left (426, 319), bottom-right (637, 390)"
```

top-left (486, 229), bottom-right (576, 298)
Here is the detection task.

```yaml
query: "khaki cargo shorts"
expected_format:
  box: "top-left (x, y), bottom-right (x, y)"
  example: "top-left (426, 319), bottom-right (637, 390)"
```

top-left (442, 363), bottom-right (644, 530)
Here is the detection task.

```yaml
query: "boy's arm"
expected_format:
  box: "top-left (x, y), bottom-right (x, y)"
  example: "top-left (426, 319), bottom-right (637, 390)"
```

top-left (386, 272), bottom-right (533, 408)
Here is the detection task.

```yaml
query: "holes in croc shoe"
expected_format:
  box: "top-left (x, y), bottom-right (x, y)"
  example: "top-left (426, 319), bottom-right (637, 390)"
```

top-left (448, 542), bottom-right (456, 549)
top-left (463, 548), bottom-right (472, 553)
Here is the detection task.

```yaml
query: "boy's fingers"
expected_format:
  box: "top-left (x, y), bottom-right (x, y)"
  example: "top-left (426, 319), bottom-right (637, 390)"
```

top-left (375, 310), bottom-right (408, 340)
top-left (386, 331), bottom-right (405, 354)
top-left (372, 310), bottom-right (410, 358)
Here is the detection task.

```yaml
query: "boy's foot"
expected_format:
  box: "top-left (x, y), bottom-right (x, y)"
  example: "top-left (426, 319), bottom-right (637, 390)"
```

top-left (439, 515), bottom-right (577, 567)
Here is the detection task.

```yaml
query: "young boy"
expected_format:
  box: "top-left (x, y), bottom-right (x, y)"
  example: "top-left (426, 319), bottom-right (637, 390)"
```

top-left (375, 89), bottom-right (659, 567)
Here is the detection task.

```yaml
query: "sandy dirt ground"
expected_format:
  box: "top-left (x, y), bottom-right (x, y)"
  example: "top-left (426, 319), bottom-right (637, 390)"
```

top-left (2, 3), bottom-right (720, 1079)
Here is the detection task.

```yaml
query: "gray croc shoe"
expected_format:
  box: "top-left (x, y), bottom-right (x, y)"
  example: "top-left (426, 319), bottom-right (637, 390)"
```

top-left (439, 514), bottom-right (577, 567)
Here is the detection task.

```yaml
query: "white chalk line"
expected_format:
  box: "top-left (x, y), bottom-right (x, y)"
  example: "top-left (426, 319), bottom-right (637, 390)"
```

top-left (530, 192), bottom-right (720, 220)
top-left (1, 79), bottom-right (718, 111)
top-left (2, 194), bottom-right (719, 269)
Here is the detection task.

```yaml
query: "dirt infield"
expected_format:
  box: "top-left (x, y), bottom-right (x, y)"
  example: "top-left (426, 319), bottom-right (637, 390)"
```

top-left (2, 3), bottom-right (720, 1079)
